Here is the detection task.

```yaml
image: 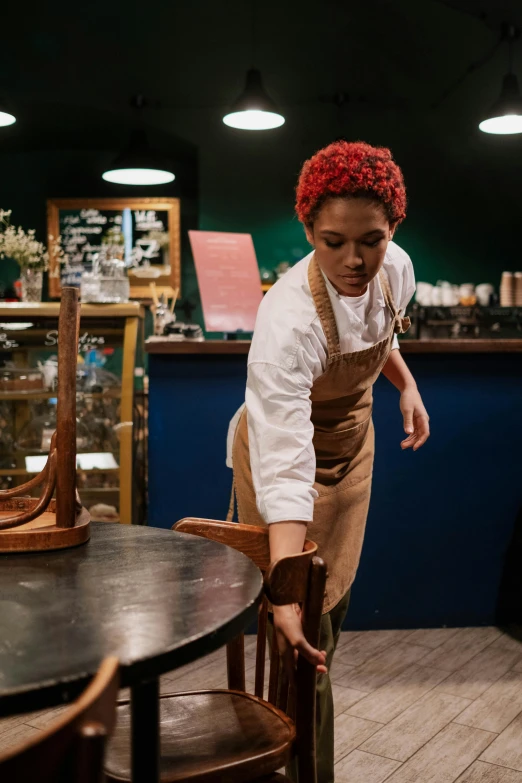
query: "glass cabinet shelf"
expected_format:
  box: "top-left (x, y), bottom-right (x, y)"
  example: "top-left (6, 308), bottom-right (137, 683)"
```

top-left (0, 302), bottom-right (144, 523)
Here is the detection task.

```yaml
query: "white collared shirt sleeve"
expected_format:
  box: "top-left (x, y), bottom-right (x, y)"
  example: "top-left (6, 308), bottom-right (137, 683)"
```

top-left (246, 328), bottom-right (322, 524)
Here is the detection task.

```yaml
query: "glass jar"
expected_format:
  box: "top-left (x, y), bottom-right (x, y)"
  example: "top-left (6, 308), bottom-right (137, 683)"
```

top-left (16, 398), bottom-right (92, 453)
top-left (80, 271), bottom-right (101, 302)
top-left (20, 268), bottom-right (43, 302)
top-left (0, 366), bottom-right (45, 394)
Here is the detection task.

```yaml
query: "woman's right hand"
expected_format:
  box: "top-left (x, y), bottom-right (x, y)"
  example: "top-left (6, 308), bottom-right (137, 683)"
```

top-left (268, 521), bottom-right (327, 680)
top-left (273, 603), bottom-right (327, 682)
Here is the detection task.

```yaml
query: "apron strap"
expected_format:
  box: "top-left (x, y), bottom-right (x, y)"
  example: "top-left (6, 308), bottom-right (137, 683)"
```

top-left (307, 255), bottom-right (342, 359)
top-left (226, 476), bottom-right (236, 522)
top-left (378, 268), bottom-right (411, 335)
top-left (378, 268), bottom-right (399, 319)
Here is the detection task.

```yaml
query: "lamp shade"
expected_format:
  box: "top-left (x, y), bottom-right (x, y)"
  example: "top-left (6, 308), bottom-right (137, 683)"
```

top-left (0, 98), bottom-right (16, 127)
top-left (102, 130), bottom-right (175, 185)
top-left (223, 69), bottom-right (285, 130)
top-left (479, 73), bottom-right (522, 134)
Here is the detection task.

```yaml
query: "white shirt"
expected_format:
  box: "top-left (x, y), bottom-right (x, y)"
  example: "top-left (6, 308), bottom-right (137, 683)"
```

top-left (340, 287), bottom-right (371, 331)
top-left (228, 241), bottom-right (416, 525)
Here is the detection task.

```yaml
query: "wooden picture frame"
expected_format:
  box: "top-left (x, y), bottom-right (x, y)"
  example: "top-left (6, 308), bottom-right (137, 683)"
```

top-left (47, 197), bottom-right (180, 299)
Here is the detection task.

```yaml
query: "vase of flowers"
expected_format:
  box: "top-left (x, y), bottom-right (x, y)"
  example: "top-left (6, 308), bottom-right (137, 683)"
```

top-left (20, 268), bottom-right (44, 302)
top-left (0, 209), bottom-right (49, 302)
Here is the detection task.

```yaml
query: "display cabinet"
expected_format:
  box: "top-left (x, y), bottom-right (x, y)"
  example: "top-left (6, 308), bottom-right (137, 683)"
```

top-left (0, 302), bottom-right (144, 524)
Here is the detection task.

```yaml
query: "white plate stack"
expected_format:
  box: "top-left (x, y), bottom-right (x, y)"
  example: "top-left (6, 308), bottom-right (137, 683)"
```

top-left (500, 272), bottom-right (515, 307)
top-left (515, 272), bottom-right (522, 307)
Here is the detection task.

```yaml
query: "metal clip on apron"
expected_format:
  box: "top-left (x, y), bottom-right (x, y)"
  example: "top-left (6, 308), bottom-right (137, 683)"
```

top-left (231, 255), bottom-right (410, 612)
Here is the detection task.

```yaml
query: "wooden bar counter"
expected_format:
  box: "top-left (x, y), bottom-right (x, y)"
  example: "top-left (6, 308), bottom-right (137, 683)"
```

top-left (146, 337), bottom-right (522, 631)
top-left (146, 338), bottom-right (522, 354)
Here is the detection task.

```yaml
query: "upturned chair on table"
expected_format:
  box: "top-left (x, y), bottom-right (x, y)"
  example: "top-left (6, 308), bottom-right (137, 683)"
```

top-left (0, 287), bottom-right (90, 552)
top-left (0, 657), bottom-right (120, 783)
top-left (104, 517), bottom-right (326, 783)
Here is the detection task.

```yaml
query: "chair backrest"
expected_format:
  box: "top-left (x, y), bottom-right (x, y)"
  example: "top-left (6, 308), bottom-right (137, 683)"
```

top-left (0, 657), bottom-right (119, 783)
top-left (173, 518), bottom-right (326, 783)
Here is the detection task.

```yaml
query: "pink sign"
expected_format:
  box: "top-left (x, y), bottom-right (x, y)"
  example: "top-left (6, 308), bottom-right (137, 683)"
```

top-left (189, 230), bottom-right (263, 333)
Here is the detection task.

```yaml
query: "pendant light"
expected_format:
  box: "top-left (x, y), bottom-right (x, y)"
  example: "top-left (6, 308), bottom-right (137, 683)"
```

top-left (223, 1), bottom-right (284, 131)
top-left (102, 129), bottom-right (175, 185)
top-left (223, 68), bottom-right (285, 130)
top-left (0, 97), bottom-right (16, 127)
top-left (102, 96), bottom-right (175, 185)
top-left (479, 73), bottom-right (522, 134)
top-left (479, 25), bottom-right (522, 134)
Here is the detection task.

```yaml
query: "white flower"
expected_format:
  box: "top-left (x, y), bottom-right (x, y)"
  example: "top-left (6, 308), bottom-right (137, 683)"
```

top-left (0, 210), bottom-right (49, 271)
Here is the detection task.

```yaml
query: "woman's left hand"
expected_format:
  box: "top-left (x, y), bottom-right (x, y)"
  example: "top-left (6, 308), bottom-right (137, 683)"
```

top-left (400, 385), bottom-right (430, 451)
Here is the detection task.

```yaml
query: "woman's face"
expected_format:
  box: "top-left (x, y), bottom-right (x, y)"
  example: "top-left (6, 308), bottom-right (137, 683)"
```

top-left (305, 197), bottom-right (395, 297)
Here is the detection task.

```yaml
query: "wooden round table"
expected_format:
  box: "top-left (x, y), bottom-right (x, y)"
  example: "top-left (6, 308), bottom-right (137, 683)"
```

top-left (0, 522), bottom-right (263, 782)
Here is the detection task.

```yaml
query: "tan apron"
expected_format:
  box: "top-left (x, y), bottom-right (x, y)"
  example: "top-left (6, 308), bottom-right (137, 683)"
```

top-left (231, 255), bottom-right (410, 612)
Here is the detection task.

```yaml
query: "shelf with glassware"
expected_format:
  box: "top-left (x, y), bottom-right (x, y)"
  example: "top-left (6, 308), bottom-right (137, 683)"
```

top-left (261, 277), bottom-right (522, 339)
top-left (0, 301), bottom-right (144, 524)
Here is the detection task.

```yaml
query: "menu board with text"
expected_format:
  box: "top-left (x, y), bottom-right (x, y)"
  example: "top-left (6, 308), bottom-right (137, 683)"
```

top-left (47, 198), bottom-right (180, 299)
top-left (58, 208), bottom-right (170, 267)
top-left (189, 231), bottom-right (263, 333)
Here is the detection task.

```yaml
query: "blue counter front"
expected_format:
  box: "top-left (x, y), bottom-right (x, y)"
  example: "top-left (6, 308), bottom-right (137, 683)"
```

top-left (147, 340), bottom-right (522, 630)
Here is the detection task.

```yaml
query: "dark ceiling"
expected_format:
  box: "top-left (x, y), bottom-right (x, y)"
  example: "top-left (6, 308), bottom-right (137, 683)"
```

top-left (1, 0), bottom-right (521, 152)
top-left (1, 0), bottom-right (521, 284)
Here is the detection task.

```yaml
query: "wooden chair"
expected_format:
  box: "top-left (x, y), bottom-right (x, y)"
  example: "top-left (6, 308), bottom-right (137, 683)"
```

top-left (0, 657), bottom-right (119, 783)
top-left (104, 518), bottom-right (326, 783)
top-left (0, 287), bottom-right (90, 552)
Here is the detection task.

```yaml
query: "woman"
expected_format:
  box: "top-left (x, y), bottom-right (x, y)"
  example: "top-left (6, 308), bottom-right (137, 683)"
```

top-left (229, 140), bottom-right (430, 782)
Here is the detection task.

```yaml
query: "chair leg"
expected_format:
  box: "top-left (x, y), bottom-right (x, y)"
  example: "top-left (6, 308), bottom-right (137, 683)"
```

top-left (227, 634), bottom-right (246, 691)
top-left (74, 721), bottom-right (108, 783)
top-left (56, 286), bottom-right (79, 529)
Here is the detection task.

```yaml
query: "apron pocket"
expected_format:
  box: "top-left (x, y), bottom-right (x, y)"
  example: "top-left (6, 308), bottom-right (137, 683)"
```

top-left (313, 415), bottom-right (372, 484)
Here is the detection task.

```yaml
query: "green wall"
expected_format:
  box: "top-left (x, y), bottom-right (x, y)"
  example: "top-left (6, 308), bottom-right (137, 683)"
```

top-left (2, 107), bottom-right (521, 323)
top-left (0, 258), bottom-right (19, 293)
top-left (2, 0), bottom-right (522, 321)
top-left (193, 116), bottom-right (522, 294)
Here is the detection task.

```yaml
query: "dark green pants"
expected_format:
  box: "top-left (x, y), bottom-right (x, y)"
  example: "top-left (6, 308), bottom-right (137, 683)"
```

top-left (268, 589), bottom-right (351, 783)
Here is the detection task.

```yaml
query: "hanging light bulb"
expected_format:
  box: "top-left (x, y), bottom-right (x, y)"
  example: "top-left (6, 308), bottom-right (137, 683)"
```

top-left (479, 72), bottom-right (522, 134)
top-left (102, 129), bottom-right (175, 185)
top-left (0, 97), bottom-right (16, 127)
top-left (479, 24), bottom-right (522, 134)
top-left (223, 68), bottom-right (285, 130)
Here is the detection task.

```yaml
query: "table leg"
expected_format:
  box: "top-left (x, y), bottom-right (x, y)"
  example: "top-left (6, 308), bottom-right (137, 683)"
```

top-left (131, 677), bottom-right (160, 783)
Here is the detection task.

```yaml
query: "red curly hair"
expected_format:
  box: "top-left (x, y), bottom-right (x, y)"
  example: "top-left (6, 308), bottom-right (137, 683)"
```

top-left (295, 140), bottom-right (407, 228)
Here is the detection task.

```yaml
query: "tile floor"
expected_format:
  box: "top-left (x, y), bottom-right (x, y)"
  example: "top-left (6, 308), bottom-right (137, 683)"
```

top-left (1, 627), bottom-right (522, 782)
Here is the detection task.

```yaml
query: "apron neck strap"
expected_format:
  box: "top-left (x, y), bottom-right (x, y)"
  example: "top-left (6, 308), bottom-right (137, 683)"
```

top-left (379, 267), bottom-right (411, 335)
top-left (378, 268), bottom-right (399, 320)
top-left (308, 258), bottom-right (408, 352)
top-left (308, 255), bottom-right (342, 359)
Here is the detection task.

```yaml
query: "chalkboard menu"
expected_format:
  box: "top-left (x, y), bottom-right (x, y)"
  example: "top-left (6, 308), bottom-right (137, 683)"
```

top-left (47, 198), bottom-right (180, 299)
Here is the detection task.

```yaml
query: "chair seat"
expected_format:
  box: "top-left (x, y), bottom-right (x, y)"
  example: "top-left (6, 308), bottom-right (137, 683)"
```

top-left (105, 689), bottom-right (295, 783)
top-left (0, 510), bottom-right (56, 529)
